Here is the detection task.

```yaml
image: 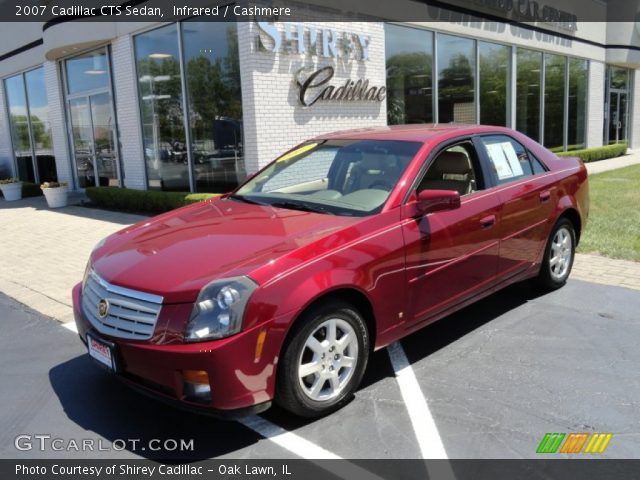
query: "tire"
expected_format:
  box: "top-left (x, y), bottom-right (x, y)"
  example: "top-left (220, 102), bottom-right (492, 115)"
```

top-left (276, 300), bottom-right (370, 418)
top-left (536, 217), bottom-right (576, 290)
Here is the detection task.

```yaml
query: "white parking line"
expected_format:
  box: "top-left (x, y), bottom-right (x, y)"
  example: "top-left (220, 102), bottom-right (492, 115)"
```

top-left (62, 321), bottom-right (78, 333)
top-left (240, 415), bottom-right (341, 459)
top-left (241, 416), bottom-right (386, 479)
top-left (387, 342), bottom-right (448, 459)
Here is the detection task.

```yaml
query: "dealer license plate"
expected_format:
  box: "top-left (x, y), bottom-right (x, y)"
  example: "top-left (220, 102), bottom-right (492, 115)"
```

top-left (87, 334), bottom-right (115, 371)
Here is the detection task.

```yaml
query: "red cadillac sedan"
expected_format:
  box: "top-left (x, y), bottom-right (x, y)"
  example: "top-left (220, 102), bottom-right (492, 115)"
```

top-left (73, 125), bottom-right (589, 418)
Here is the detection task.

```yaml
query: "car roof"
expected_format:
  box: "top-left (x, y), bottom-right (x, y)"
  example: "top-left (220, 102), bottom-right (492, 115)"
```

top-left (315, 124), bottom-right (514, 143)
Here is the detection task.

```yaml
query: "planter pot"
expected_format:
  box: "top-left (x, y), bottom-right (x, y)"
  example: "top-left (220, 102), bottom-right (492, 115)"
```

top-left (42, 186), bottom-right (68, 208)
top-left (0, 182), bottom-right (23, 201)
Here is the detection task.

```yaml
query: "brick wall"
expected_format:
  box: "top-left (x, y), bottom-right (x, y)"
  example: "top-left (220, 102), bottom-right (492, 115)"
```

top-left (111, 35), bottom-right (147, 190)
top-left (238, 21), bottom-right (387, 174)
top-left (630, 70), bottom-right (640, 150)
top-left (587, 61), bottom-right (605, 149)
top-left (0, 81), bottom-right (13, 178)
top-left (44, 60), bottom-right (73, 185)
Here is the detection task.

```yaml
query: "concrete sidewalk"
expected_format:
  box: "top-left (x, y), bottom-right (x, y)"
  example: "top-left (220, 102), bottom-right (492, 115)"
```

top-left (1, 168), bottom-right (639, 324)
top-left (585, 149), bottom-right (640, 175)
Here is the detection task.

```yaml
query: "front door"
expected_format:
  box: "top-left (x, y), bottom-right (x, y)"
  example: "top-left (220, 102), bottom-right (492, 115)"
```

top-left (403, 141), bottom-right (501, 325)
top-left (608, 92), bottom-right (628, 145)
top-left (69, 93), bottom-right (119, 188)
top-left (64, 47), bottom-right (120, 189)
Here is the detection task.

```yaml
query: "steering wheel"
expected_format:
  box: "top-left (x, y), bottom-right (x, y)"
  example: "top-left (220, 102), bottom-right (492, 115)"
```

top-left (368, 180), bottom-right (394, 191)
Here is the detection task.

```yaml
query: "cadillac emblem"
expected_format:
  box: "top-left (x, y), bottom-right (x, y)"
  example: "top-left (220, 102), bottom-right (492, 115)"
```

top-left (97, 299), bottom-right (109, 319)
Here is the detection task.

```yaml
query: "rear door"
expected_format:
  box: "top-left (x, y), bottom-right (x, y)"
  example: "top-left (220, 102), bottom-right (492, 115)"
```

top-left (476, 134), bottom-right (555, 280)
top-left (402, 139), bottom-right (502, 325)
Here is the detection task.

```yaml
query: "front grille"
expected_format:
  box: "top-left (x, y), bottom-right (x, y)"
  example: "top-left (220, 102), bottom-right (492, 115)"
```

top-left (81, 269), bottom-right (163, 340)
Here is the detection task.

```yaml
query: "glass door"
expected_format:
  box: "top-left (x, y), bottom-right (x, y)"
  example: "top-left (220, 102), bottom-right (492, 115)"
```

top-left (64, 47), bottom-right (120, 188)
top-left (608, 92), bottom-right (629, 145)
top-left (69, 98), bottom-right (94, 188)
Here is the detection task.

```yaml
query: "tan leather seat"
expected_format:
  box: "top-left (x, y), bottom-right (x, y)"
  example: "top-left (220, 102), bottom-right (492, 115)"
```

top-left (419, 151), bottom-right (475, 195)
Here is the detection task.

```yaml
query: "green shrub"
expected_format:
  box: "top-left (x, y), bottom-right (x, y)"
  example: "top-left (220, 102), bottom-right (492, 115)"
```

top-left (556, 143), bottom-right (627, 163)
top-left (22, 182), bottom-right (43, 197)
top-left (85, 187), bottom-right (219, 214)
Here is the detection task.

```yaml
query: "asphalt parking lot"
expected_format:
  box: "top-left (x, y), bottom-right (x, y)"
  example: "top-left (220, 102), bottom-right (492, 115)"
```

top-left (1, 278), bottom-right (639, 460)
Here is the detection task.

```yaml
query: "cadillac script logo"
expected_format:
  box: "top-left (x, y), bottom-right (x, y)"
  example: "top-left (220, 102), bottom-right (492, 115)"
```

top-left (97, 299), bottom-right (109, 319)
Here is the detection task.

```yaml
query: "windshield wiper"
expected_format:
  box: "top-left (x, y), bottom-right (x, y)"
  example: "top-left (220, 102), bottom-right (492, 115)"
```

top-left (270, 200), bottom-right (334, 215)
top-left (229, 194), bottom-right (269, 206)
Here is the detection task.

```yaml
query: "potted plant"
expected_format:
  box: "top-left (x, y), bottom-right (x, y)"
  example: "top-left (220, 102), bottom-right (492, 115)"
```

top-left (41, 181), bottom-right (69, 208)
top-left (0, 178), bottom-right (23, 201)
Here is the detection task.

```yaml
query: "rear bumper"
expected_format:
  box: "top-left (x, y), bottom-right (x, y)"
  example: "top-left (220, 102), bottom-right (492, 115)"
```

top-left (72, 283), bottom-right (285, 415)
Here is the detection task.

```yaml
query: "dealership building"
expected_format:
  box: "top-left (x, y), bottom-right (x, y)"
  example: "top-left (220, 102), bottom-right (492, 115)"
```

top-left (0, 1), bottom-right (638, 193)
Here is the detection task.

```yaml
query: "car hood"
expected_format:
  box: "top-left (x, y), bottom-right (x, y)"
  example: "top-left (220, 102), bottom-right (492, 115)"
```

top-left (91, 198), bottom-right (359, 303)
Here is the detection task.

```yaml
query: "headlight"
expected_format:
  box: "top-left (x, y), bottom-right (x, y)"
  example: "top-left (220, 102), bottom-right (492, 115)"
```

top-left (185, 276), bottom-right (257, 342)
top-left (82, 262), bottom-right (92, 290)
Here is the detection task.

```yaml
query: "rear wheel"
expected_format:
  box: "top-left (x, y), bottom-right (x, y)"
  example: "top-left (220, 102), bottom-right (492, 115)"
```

top-left (537, 217), bottom-right (576, 290)
top-left (276, 300), bottom-right (369, 417)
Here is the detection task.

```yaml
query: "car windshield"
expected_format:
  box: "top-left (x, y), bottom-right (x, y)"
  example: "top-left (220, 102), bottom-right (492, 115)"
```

top-left (232, 139), bottom-right (422, 216)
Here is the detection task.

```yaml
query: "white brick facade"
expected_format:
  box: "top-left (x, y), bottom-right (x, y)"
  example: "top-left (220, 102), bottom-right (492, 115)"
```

top-left (111, 35), bottom-right (146, 190)
top-left (0, 80), bottom-right (13, 178)
top-left (238, 21), bottom-right (387, 174)
top-left (587, 61), bottom-right (605, 148)
top-left (630, 70), bottom-right (640, 150)
top-left (43, 60), bottom-right (73, 185)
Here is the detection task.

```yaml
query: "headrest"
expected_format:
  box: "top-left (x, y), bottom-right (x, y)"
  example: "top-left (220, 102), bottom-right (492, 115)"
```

top-left (434, 151), bottom-right (471, 175)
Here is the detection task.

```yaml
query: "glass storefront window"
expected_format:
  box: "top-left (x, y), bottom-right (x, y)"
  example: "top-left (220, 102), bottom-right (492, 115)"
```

top-left (568, 58), bottom-right (588, 150)
top-left (543, 54), bottom-right (566, 150)
top-left (516, 48), bottom-right (542, 142)
top-left (183, 20), bottom-right (244, 193)
top-left (134, 24), bottom-right (189, 191)
top-left (24, 68), bottom-right (55, 181)
top-left (437, 34), bottom-right (475, 124)
top-left (4, 68), bottom-right (56, 183)
top-left (385, 24), bottom-right (433, 125)
top-left (65, 49), bottom-right (109, 95)
top-left (479, 42), bottom-right (509, 126)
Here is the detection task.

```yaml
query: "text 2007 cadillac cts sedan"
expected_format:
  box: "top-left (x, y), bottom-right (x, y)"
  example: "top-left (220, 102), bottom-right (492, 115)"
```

top-left (73, 125), bottom-right (589, 418)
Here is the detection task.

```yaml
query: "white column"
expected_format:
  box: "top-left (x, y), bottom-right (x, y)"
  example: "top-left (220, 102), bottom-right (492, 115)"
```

top-left (0, 81), bottom-right (14, 178)
top-left (629, 69), bottom-right (640, 150)
top-left (586, 61), bottom-right (605, 148)
top-left (44, 60), bottom-right (73, 186)
top-left (111, 34), bottom-right (147, 189)
top-left (237, 21), bottom-right (260, 175)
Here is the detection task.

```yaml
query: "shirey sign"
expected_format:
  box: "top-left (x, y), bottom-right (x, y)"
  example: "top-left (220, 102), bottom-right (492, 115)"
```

top-left (256, 22), bottom-right (386, 107)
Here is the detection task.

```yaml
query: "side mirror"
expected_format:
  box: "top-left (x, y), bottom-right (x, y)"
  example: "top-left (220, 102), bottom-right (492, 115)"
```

top-left (415, 189), bottom-right (461, 216)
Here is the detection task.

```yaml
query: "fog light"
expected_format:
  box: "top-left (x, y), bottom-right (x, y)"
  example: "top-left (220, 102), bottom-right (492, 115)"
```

top-left (182, 370), bottom-right (211, 403)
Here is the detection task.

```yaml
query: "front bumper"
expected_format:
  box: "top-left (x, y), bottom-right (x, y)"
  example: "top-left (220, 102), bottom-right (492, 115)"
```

top-left (72, 283), bottom-right (284, 416)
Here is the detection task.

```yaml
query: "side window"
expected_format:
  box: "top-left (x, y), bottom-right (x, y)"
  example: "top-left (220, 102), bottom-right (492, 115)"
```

top-left (480, 135), bottom-right (542, 185)
top-left (418, 142), bottom-right (482, 196)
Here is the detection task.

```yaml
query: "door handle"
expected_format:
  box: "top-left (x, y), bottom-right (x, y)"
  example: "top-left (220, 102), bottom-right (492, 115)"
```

top-left (480, 215), bottom-right (496, 229)
top-left (539, 190), bottom-right (551, 203)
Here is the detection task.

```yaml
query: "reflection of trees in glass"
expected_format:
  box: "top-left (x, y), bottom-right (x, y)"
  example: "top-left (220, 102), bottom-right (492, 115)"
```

top-left (610, 67), bottom-right (628, 90)
top-left (385, 24), bottom-right (433, 125)
top-left (479, 43), bottom-right (509, 126)
top-left (386, 52), bottom-right (433, 124)
top-left (543, 54), bottom-right (565, 149)
top-left (516, 49), bottom-right (541, 141)
top-left (568, 58), bottom-right (587, 149)
top-left (8, 114), bottom-right (31, 151)
top-left (187, 26), bottom-right (241, 124)
top-left (138, 57), bottom-right (185, 145)
top-left (438, 52), bottom-right (475, 123)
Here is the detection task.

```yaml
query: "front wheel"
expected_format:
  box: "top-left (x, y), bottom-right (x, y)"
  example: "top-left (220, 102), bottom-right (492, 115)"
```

top-left (537, 217), bottom-right (576, 290)
top-left (276, 300), bottom-right (369, 417)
